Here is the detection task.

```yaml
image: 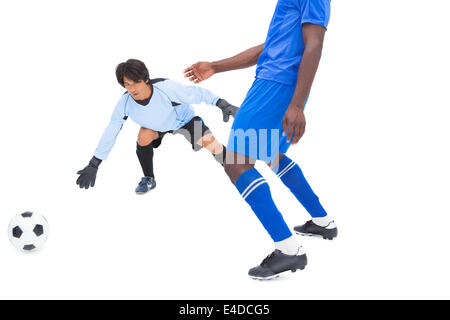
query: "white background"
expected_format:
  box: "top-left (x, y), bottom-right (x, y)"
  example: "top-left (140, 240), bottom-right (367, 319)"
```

top-left (0, 0), bottom-right (449, 300)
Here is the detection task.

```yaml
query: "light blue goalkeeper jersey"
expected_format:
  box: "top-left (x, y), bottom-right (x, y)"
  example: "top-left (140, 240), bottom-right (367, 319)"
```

top-left (94, 78), bottom-right (220, 160)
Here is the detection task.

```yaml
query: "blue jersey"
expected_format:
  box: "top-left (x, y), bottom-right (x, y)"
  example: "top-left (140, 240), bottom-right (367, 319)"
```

top-left (256, 0), bottom-right (331, 86)
top-left (94, 79), bottom-right (219, 160)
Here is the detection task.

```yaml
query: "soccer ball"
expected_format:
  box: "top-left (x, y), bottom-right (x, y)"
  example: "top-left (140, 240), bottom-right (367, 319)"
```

top-left (8, 211), bottom-right (49, 252)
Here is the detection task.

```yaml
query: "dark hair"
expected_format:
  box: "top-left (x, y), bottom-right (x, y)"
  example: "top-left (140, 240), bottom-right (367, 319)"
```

top-left (116, 59), bottom-right (150, 87)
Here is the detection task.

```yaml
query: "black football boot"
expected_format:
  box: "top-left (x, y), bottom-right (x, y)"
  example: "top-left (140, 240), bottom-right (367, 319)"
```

top-left (248, 249), bottom-right (307, 280)
top-left (294, 220), bottom-right (338, 240)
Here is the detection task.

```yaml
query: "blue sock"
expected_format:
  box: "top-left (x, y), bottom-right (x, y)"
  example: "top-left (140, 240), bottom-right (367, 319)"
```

top-left (235, 169), bottom-right (292, 242)
top-left (273, 155), bottom-right (328, 218)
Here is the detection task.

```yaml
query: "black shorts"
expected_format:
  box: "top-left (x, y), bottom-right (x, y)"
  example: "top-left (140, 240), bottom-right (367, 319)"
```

top-left (150, 116), bottom-right (211, 151)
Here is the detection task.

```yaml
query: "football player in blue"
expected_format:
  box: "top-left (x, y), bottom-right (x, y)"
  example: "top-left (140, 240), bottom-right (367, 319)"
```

top-left (76, 59), bottom-right (237, 193)
top-left (184, 0), bottom-right (338, 280)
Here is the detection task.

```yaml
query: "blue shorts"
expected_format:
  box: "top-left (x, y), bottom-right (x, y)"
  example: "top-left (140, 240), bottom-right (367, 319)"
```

top-left (227, 78), bottom-right (298, 162)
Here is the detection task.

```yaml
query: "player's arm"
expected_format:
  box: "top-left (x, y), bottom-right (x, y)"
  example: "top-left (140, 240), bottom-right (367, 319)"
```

top-left (183, 43), bottom-right (265, 83)
top-left (283, 23), bottom-right (326, 145)
top-left (168, 80), bottom-right (239, 122)
top-left (76, 97), bottom-right (128, 189)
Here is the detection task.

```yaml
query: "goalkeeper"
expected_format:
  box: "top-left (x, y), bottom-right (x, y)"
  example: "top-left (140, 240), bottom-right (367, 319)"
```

top-left (76, 59), bottom-right (238, 193)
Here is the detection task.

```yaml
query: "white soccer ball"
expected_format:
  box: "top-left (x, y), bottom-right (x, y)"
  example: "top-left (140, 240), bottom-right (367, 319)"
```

top-left (8, 211), bottom-right (49, 252)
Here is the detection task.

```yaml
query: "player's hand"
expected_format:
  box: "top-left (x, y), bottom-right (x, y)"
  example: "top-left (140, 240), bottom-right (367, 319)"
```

top-left (282, 104), bottom-right (306, 145)
top-left (76, 157), bottom-right (101, 189)
top-left (183, 62), bottom-right (215, 83)
top-left (216, 98), bottom-right (239, 122)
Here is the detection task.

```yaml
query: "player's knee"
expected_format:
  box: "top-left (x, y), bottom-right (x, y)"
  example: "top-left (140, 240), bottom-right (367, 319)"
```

top-left (138, 128), bottom-right (158, 146)
top-left (196, 134), bottom-right (222, 154)
top-left (209, 141), bottom-right (224, 155)
top-left (224, 163), bottom-right (237, 181)
top-left (266, 153), bottom-right (285, 169)
top-left (224, 162), bottom-right (255, 185)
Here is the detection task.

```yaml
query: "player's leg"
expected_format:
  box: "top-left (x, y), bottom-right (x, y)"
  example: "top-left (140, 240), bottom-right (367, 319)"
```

top-left (195, 133), bottom-right (227, 165)
top-left (135, 127), bottom-right (160, 194)
top-left (196, 132), bottom-right (223, 154)
top-left (224, 151), bottom-right (306, 280)
top-left (268, 154), bottom-right (338, 240)
top-left (225, 79), bottom-right (308, 280)
top-left (173, 116), bottom-right (227, 165)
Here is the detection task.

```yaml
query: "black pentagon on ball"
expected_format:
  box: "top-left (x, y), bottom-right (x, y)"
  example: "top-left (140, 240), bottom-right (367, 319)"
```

top-left (33, 224), bottom-right (44, 237)
top-left (23, 244), bottom-right (36, 251)
top-left (12, 226), bottom-right (23, 238)
top-left (21, 212), bottom-right (33, 218)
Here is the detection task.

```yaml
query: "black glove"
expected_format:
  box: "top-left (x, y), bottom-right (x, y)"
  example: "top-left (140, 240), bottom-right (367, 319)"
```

top-left (216, 98), bottom-right (239, 123)
top-left (76, 156), bottom-right (102, 189)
